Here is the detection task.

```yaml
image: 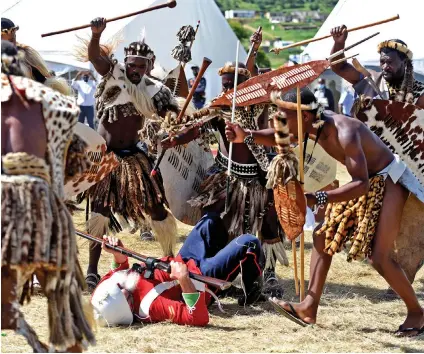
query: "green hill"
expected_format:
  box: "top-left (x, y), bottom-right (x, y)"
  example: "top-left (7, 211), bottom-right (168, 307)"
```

top-left (215, 0), bottom-right (338, 68)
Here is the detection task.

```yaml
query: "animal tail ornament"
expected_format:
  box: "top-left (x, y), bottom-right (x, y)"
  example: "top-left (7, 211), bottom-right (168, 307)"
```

top-left (266, 91), bottom-right (299, 189)
top-left (17, 43), bottom-right (72, 96)
top-left (73, 31), bottom-right (124, 62)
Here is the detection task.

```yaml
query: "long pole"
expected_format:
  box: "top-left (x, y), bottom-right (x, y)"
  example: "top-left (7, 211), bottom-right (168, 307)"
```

top-left (272, 14), bottom-right (399, 54)
top-left (41, 0), bottom-right (177, 37)
top-left (296, 86), bottom-right (305, 301)
top-left (76, 230), bottom-right (232, 290)
top-left (224, 41), bottom-right (240, 213)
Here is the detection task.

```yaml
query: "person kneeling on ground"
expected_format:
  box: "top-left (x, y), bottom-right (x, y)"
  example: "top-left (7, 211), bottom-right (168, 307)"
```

top-left (91, 212), bottom-right (264, 327)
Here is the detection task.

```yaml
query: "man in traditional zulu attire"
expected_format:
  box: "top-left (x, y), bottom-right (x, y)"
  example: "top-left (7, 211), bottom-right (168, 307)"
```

top-left (162, 61), bottom-right (287, 299)
top-left (1, 17), bottom-right (72, 96)
top-left (80, 17), bottom-right (179, 291)
top-left (226, 86), bottom-right (424, 336)
top-left (1, 41), bottom-right (95, 352)
top-left (91, 213), bottom-right (264, 327)
top-left (330, 25), bottom-right (424, 108)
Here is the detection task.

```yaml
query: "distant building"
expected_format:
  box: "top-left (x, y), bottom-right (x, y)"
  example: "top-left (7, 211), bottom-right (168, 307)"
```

top-left (291, 10), bottom-right (326, 22)
top-left (265, 12), bottom-right (292, 23)
top-left (225, 10), bottom-right (256, 19)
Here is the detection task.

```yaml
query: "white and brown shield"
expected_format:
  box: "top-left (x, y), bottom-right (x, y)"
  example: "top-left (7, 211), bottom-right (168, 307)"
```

top-left (64, 123), bottom-right (119, 199)
top-left (355, 99), bottom-right (424, 188)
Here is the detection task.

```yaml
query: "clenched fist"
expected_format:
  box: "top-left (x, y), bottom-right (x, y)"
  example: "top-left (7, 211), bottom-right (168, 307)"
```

top-left (91, 17), bottom-right (106, 35)
top-left (330, 25), bottom-right (348, 45)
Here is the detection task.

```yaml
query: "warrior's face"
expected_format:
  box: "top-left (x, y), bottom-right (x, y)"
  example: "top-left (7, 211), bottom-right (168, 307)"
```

top-left (279, 108), bottom-right (313, 140)
top-left (380, 51), bottom-right (405, 83)
top-left (125, 56), bottom-right (149, 85)
top-left (221, 73), bottom-right (247, 92)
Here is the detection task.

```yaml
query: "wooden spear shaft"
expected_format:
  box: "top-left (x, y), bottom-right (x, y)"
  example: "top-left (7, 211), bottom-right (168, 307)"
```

top-left (296, 86), bottom-right (306, 301)
top-left (272, 14), bottom-right (399, 54)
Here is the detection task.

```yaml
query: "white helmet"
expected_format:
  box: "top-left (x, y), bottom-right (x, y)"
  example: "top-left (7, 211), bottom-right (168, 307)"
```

top-left (91, 277), bottom-right (134, 327)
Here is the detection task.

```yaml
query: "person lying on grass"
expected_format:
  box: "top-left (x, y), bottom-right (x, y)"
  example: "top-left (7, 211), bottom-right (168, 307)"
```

top-left (91, 212), bottom-right (264, 327)
top-left (224, 87), bottom-right (424, 337)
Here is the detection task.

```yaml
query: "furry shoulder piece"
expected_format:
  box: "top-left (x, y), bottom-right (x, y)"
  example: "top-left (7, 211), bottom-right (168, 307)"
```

top-left (2, 73), bottom-right (80, 197)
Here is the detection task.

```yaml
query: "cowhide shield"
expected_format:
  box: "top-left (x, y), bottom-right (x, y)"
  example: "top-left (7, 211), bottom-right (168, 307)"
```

top-left (391, 194), bottom-right (424, 285)
top-left (210, 60), bottom-right (329, 107)
top-left (164, 64), bottom-right (189, 98)
top-left (293, 142), bottom-right (337, 193)
top-left (157, 141), bottom-right (214, 226)
top-left (64, 123), bottom-right (119, 199)
top-left (355, 99), bottom-right (424, 188)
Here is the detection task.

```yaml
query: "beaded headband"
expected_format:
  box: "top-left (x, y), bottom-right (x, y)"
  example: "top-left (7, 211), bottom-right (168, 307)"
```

top-left (218, 62), bottom-right (251, 78)
top-left (377, 40), bottom-right (413, 60)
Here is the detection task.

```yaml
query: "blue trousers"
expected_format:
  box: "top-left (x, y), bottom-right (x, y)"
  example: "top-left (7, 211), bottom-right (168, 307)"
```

top-left (78, 105), bottom-right (95, 129)
top-left (179, 213), bottom-right (264, 291)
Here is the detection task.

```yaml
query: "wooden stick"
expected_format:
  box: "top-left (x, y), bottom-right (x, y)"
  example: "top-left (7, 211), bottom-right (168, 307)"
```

top-left (225, 41), bottom-right (241, 214)
top-left (41, 0), bottom-right (177, 37)
top-left (326, 32), bottom-right (379, 60)
top-left (296, 86), bottom-right (305, 301)
top-left (292, 239), bottom-right (299, 296)
top-left (330, 53), bottom-right (359, 66)
top-left (272, 14), bottom-right (399, 54)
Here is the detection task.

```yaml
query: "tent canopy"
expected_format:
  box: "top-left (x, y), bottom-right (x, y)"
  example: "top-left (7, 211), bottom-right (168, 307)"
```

top-left (3, 0), bottom-right (246, 98)
top-left (301, 0), bottom-right (424, 74)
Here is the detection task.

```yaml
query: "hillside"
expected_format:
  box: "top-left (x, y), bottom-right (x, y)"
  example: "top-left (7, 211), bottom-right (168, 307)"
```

top-left (215, 0), bottom-right (338, 68)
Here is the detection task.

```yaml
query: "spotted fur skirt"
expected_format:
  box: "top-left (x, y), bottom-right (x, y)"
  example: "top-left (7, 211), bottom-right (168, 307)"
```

top-left (188, 161), bottom-right (271, 239)
top-left (1, 173), bottom-right (95, 350)
top-left (87, 144), bottom-right (168, 232)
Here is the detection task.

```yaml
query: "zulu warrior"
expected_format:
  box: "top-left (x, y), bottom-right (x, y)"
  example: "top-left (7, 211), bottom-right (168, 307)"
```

top-left (78, 17), bottom-right (180, 291)
top-left (330, 25), bottom-right (424, 108)
top-left (1, 41), bottom-right (95, 352)
top-left (226, 87), bottom-right (424, 337)
top-left (162, 41), bottom-right (288, 297)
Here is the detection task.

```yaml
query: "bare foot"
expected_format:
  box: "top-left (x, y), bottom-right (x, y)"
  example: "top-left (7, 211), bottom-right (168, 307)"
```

top-left (395, 308), bottom-right (424, 337)
top-left (276, 299), bottom-right (317, 325)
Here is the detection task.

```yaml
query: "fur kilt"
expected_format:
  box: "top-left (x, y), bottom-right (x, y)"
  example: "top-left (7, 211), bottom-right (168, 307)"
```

top-left (188, 163), bottom-right (271, 239)
top-left (1, 174), bottom-right (95, 350)
top-left (87, 145), bottom-right (168, 231)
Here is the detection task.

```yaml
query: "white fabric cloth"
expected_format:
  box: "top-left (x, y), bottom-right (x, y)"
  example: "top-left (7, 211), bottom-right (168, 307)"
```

top-left (71, 79), bottom-right (96, 106)
top-left (379, 154), bottom-right (424, 203)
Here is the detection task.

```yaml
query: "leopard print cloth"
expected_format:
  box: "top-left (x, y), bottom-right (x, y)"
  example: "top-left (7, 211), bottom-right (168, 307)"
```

top-left (1, 74), bottom-right (79, 198)
top-left (218, 105), bottom-right (270, 171)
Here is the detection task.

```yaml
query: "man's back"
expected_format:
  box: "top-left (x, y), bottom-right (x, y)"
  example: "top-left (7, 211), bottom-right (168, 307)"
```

top-left (318, 112), bottom-right (394, 175)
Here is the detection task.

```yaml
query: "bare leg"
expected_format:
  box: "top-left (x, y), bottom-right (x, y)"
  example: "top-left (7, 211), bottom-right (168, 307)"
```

top-left (369, 179), bottom-right (424, 334)
top-left (86, 203), bottom-right (110, 276)
top-left (276, 222), bottom-right (332, 324)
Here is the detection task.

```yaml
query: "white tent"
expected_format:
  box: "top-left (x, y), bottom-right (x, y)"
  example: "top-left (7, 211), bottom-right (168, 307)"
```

top-left (301, 0), bottom-right (424, 75)
top-left (2, 0), bottom-right (246, 99)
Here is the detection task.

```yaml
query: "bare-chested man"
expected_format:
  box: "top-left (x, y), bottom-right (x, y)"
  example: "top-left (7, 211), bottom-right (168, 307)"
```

top-left (162, 54), bottom-right (288, 298)
top-left (82, 17), bottom-right (179, 291)
top-left (330, 25), bottom-right (424, 108)
top-left (1, 40), bottom-right (94, 351)
top-left (226, 87), bottom-right (424, 337)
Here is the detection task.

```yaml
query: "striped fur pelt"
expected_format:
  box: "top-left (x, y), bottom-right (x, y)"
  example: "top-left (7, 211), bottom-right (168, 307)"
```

top-left (1, 174), bottom-right (95, 350)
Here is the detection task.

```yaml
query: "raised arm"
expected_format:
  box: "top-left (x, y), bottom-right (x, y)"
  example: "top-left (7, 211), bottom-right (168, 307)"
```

top-left (88, 17), bottom-right (111, 76)
top-left (329, 25), bottom-right (362, 85)
top-left (246, 29), bottom-right (262, 76)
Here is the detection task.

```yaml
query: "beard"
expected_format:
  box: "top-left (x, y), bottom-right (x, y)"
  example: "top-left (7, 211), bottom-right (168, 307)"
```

top-left (110, 269), bottom-right (141, 292)
top-left (124, 75), bottom-right (156, 118)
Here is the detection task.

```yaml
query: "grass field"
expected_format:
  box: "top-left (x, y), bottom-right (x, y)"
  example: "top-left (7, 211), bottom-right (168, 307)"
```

top-left (1, 165), bottom-right (424, 353)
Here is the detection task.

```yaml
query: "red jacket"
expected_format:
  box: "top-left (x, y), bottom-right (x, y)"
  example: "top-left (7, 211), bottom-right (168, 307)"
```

top-left (95, 255), bottom-right (210, 326)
